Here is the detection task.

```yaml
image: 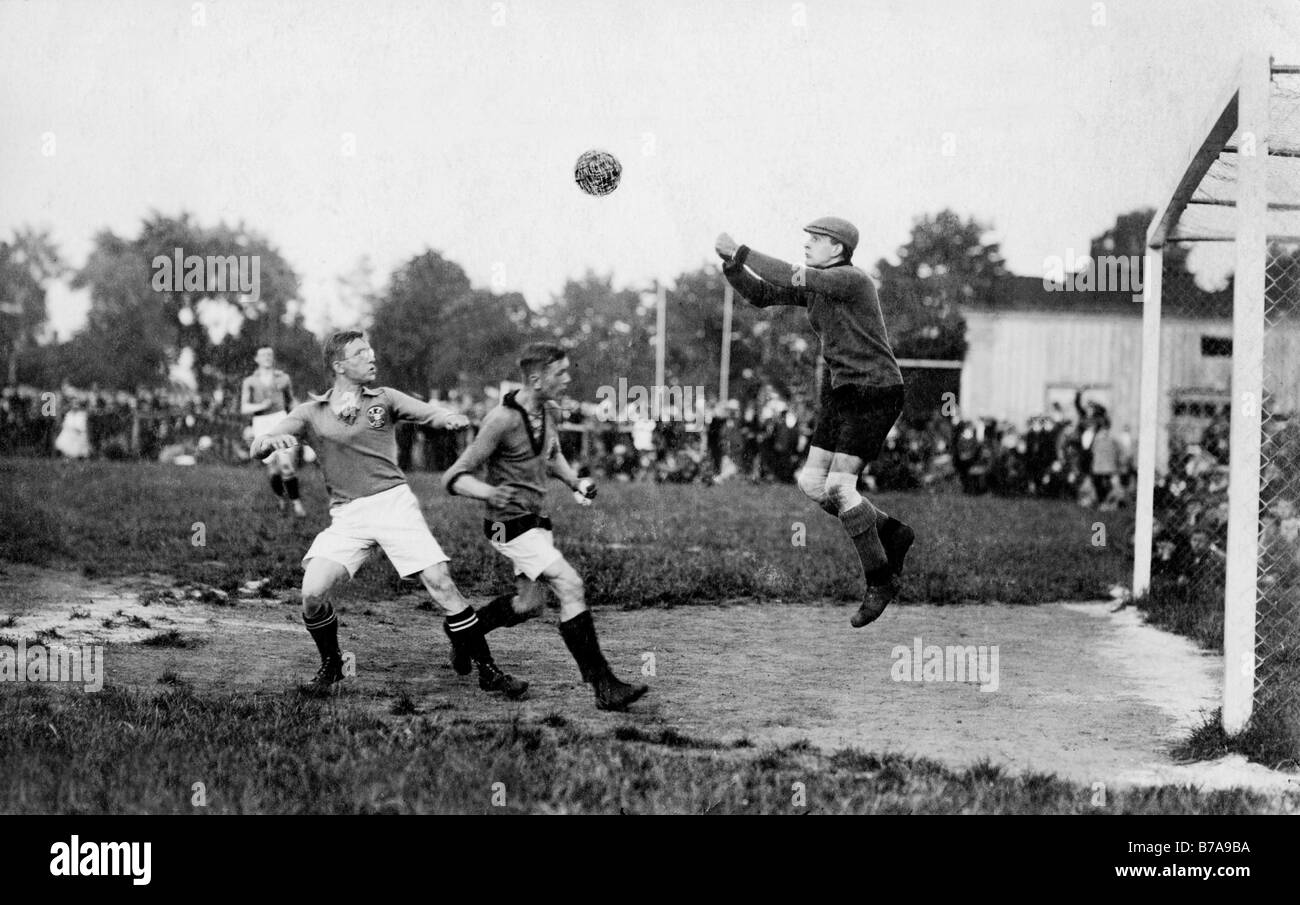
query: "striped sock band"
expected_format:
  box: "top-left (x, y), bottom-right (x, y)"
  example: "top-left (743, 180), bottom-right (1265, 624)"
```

top-left (444, 608), bottom-right (479, 634)
top-left (304, 605), bottom-right (337, 632)
top-left (446, 608), bottom-right (492, 667)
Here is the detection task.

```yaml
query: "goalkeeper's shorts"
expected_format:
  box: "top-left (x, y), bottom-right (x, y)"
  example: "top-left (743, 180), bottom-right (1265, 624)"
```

top-left (810, 382), bottom-right (905, 461)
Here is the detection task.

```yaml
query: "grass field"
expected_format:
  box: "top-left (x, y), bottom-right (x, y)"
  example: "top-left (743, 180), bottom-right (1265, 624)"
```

top-left (3, 456), bottom-right (1295, 814)
top-left (0, 684), bottom-right (1275, 815)
top-left (0, 457), bottom-right (1135, 607)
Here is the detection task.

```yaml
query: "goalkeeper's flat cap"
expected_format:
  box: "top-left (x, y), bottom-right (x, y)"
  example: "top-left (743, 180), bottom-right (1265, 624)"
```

top-left (804, 216), bottom-right (859, 258)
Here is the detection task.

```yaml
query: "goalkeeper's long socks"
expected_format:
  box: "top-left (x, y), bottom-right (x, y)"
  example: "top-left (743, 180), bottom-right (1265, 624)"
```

top-left (304, 604), bottom-right (340, 662)
top-left (877, 517), bottom-right (915, 575)
top-left (284, 476), bottom-right (300, 500)
top-left (270, 474), bottom-right (285, 498)
top-left (840, 500), bottom-right (889, 576)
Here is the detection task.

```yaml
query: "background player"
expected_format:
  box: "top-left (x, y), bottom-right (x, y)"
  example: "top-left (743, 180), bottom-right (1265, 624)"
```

top-left (242, 346), bottom-right (305, 517)
top-left (715, 218), bottom-right (914, 627)
top-left (442, 342), bottom-right (648, 712)
top-left (251, 330), bottom-right (527, 698)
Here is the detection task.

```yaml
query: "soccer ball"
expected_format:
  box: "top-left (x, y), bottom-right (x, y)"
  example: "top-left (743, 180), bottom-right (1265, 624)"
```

top-left (574, 149), bottom-right (621, 196)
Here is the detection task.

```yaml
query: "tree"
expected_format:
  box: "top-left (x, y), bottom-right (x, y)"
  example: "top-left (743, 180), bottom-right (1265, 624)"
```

top-left (874, 210), bottom-right (1005, 361)
top-left (369, 250), bottom-right (531, 397)
top-left (533, 272), bottom-right (656, 402)
top-left (70, 212), bottom-right (304, 392)
top-left (0, 227), bottom-right (64, 385)
top-left (1088, 208), bottom-right (1233, 316)
top-left (665, 265), bottom-right (819, 403)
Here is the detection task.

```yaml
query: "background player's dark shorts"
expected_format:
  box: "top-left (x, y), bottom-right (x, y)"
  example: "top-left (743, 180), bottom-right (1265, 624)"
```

top-left (810, 382), bottom-right (905, 461)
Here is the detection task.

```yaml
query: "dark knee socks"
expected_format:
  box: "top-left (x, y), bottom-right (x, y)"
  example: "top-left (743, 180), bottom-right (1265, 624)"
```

top-left (444, 607), bottom-right (494, 667)
top-left (477, 594), bottom-right (532, 634)
top-left (304, 603), bottom-right (340, 662)
top-left (558, 610), bottom-right (612, 683)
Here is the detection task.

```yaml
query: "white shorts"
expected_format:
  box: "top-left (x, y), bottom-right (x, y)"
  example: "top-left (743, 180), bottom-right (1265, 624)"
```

top-left (253, 412), bottom-right (295, 466)
top-left (304, 483), bottom-right (449, 578)
top-left (490, 527), bottom-right (565, 581)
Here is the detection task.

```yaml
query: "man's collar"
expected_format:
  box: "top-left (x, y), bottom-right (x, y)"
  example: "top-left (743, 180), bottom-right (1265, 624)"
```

top-left (308, 385), bottom-right (383, 403)
top-left (505, 390), bottom-right (549, 415)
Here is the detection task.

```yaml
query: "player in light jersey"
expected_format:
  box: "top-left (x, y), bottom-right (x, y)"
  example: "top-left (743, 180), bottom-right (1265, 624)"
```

top-left (251, 331), bottom-right (527, 698)
top-left (242, 347), bottom-right (305, 517)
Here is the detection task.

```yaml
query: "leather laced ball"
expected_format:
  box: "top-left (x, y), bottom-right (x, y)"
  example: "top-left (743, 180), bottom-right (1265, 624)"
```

top-left (574, 149), bottom-right (622, 196)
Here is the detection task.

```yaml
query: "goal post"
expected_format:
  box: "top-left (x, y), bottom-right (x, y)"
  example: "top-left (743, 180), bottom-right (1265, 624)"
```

top-left (1136, 52), bottom-right (1300, 740)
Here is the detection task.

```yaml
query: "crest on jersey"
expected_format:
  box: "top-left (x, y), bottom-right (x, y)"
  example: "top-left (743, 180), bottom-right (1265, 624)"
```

top-left (366, 405), bottom-right (387, 429)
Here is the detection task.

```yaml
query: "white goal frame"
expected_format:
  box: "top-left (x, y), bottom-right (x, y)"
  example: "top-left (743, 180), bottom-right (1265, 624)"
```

top-left (1133, 52), bottom-right (1275, 734)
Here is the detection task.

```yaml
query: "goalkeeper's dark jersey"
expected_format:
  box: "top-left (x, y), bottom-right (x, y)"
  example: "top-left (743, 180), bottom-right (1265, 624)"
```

top-left (723, 248), bottom-right (903, 390)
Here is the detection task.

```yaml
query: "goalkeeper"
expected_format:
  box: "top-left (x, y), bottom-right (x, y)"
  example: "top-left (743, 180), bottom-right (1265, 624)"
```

top-left (715, 218), bottom-right (914, 628)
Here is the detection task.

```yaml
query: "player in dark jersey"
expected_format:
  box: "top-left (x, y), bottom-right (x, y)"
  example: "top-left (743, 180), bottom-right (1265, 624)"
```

top-left (442, 342), bottom-right (648, 711)
top-left (715, 218), bottom-right (915, 627)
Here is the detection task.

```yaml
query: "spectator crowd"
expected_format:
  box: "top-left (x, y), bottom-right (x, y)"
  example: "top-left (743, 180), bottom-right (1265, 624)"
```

top-left (12, 378), bottom-right (1298, 605)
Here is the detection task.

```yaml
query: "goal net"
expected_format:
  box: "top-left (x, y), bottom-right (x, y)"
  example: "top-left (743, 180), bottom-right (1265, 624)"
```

top-left (1135, 54), bottom-right (1300, 745)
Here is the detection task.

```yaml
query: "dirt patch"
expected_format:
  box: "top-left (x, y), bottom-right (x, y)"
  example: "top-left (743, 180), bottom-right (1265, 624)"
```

top-left (2, 560), bottom-right (1297, 799)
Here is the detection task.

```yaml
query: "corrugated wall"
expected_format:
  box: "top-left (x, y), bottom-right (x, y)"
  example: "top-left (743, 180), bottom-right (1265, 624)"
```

top-left (960, 309), bottom-right (1300, 472)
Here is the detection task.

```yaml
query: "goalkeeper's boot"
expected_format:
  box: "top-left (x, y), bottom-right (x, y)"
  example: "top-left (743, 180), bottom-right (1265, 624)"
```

top-left (477, 662), bottom-right (529, 699)
top-left (851, 576), bottom-right (899, 628)
top-left (306, 654), bottom-right (345, 692)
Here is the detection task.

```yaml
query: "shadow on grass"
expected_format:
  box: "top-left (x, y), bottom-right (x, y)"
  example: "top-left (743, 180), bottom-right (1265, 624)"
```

top-left (0, 684), bottom-right (1280, 813)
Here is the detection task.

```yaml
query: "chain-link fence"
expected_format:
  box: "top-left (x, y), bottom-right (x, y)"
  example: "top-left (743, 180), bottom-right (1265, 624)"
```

top-left (1257, 235), bottom-right (1300, 732)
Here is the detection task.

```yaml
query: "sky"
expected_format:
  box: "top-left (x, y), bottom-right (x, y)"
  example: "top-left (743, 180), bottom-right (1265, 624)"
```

top-left (3, 0), bottom-right (1298, 341)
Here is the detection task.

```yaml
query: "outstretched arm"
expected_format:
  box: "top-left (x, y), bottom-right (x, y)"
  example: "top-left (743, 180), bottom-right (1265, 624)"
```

top-left (736, 247), bottom-right (859, 297)
top-left (386, 389), bottom-right (470, 431)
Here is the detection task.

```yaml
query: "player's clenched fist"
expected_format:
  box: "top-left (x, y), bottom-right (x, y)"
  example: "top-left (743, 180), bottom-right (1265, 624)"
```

top-left (572, 478), bottom-right (597, 507)
top-left (441, 412), bottom-right (470, 431)
top-left (714, 232), bottom-right (739, 261)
